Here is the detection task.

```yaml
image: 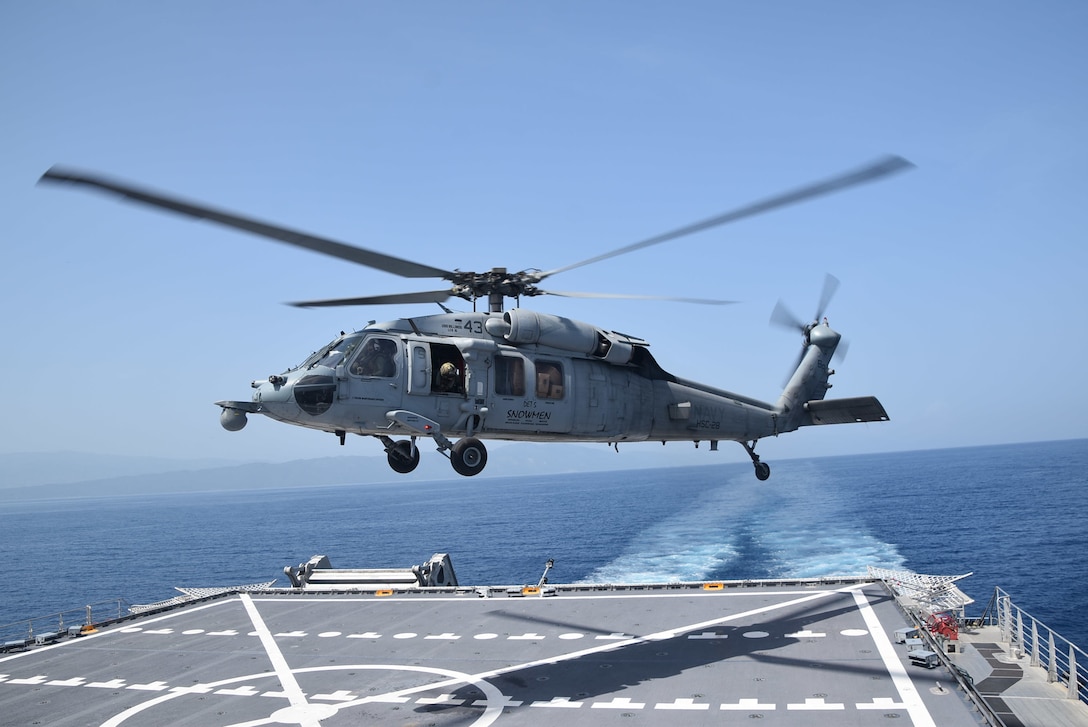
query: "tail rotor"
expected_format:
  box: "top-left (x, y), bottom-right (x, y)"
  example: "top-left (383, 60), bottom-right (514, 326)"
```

top-left (771, 274), bottom-right (848, 384)
top-left (770, 273), bottom-right (840, 336)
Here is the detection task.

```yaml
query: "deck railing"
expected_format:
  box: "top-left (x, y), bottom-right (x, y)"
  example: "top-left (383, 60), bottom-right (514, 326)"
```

top-left (0, 599), bottom-right (128, 650)
top-left (978, 586), bottom-right (1087, 706)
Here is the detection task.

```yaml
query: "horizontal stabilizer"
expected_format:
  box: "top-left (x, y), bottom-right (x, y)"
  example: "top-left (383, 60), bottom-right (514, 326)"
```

top-left (804, 396), bottom-right (889, 425)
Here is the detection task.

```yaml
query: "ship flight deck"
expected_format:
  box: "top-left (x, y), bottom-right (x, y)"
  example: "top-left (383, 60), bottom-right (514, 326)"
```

top-left (8, 574), bottom-right (1081, 726)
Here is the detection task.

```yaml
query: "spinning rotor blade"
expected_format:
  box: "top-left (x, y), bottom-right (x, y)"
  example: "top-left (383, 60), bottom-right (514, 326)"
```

top-left (772, 273), bottom-right (849, 385)
top-left (39, 167), bottom-right (453, 280)
top-left (770, 300), bottom-right (806, 332)
top-left (538, 155), bottom-right (913, 280)
top-left (813, 273), bottom-right (840, 325)
top-left (770, 273), bottom-right (840, 331)
top-left (541, 290), bottom-right (737, 305)
top-left (41, 157), bottom-right (911, 310)
top-left (288, 290), bottom-right (454, 308)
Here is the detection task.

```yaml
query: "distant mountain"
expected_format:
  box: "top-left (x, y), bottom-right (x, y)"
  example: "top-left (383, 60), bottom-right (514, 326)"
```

top-left (0, 443), bottom-right (721, 501)
top-left (0, 451), bottom-right (243, 489)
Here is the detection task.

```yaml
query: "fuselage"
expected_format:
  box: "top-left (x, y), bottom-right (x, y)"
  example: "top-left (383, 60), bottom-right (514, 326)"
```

top-left (243, 310), bottom-right (784, 447)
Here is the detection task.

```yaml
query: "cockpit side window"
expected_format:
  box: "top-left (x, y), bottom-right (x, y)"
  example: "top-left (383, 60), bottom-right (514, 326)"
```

top-left (299, 334), bottom-right (363, 370)
top-left (321, 338), bottom-right (362, 370)
top-left (350, 337), bottom-right (398, 378)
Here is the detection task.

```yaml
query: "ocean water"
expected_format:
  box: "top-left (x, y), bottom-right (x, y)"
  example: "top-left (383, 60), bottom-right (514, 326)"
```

top-left (2, 439), bottom-right (1085, 648)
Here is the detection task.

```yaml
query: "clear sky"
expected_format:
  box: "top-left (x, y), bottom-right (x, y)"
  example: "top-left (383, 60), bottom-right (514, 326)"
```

top-left (2, 3), bottom-right (1085, 468)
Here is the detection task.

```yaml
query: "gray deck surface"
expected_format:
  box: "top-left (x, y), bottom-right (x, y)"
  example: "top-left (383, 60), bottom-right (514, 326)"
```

top-left (0, 580), bottom-right (1001, 726)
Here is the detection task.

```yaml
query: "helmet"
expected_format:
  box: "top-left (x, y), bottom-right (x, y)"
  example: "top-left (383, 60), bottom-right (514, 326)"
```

top-left (439, 362), bottom-right (456, 377)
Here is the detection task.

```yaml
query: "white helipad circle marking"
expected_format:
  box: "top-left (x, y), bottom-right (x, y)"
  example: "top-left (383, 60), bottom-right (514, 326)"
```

top-left (271, 703), bottom-right (339, 723)
top-left (841, 628), bottom-right (869, 636)
top-left (119, 627), bottom-right (142, 633)
top-left (317, 631), bottom-right (342, 638)
top-left (182, 629), bottom-right (204, 635)
top-left (559, 633), bottom-right (585, 640)
top-left (393, 632), bottom-right (417, 639)
top-left (742, 631), bottom-right (770, 638)
top-left (474, 633), bottom-right (499, 640)
top-left (101, 663), bottom-right (507, 727)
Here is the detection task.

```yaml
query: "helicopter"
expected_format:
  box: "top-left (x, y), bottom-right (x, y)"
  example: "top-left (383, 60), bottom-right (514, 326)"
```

top-left (39, 156), bottom-right (911, 480)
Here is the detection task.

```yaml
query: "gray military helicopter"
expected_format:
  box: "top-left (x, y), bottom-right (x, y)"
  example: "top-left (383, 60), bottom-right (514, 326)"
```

top-left (40, 156), bottom-right (910, 479)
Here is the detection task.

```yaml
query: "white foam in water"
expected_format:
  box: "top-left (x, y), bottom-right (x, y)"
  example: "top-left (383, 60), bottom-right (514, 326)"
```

top-left (580, 529), bottom-right (741, 583)
top-left (577, 470), bottom-right (753, 584)
top-left (578, 461), bottom-right (906, 584)
top-left (759, 461), bottom-right (906, 577)
top-left (763, 530), bottom-right (905, 577)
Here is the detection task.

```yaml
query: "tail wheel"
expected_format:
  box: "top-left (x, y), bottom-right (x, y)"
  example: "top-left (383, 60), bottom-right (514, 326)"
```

top-left (450, 437), bottom-right (487, 477)
top-left (754, 461), bottom-right (771, 481)
top-left (387, 439), bottom-right (420, 474)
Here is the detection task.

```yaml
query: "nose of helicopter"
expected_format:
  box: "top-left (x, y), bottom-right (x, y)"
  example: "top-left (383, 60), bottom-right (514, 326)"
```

top-left (247, 375), bottom-right (299, 423)
top-left (252, 375), bottom-right (294, 403)
top-left (253, 372), bottom-right (338, 418)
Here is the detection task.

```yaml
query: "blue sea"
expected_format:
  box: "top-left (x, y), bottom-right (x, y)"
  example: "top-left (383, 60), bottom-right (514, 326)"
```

top-left (2, 439), bottom-right (1086, 649)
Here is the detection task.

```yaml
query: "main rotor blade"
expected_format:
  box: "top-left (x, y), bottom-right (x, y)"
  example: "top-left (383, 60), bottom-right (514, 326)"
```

top-left (541, 290), bottom-right (737, 305)
top-left (539, 155), bottom-right (913, 280)
top-left (288, 290), bottom-right (454, 308)
top-left (39, 167), bottom-right (454, 280)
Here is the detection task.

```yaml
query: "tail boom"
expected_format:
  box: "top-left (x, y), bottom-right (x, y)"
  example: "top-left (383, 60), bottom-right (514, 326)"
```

top-left (772, 322), bottom-right (889, 431)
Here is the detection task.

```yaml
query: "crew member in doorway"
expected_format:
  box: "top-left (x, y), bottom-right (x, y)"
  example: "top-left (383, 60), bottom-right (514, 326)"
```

top-left (436, 362), bottom-right (461, 392)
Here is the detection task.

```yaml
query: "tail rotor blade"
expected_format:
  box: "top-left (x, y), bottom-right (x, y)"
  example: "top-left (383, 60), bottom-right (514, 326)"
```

top-left (833, 337), bottom-right (850, 363)
top-left (770, 300), bottom-right (805, 332)
top-left (814, 273), bottom-right (840, 323)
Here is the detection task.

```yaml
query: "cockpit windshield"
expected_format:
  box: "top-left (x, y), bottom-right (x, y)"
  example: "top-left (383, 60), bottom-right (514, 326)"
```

top-left (298, 333), bottom-right (365, 371)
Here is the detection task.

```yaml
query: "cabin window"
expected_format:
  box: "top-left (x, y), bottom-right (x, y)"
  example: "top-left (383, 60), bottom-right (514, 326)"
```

top-left (495, 355), bottom-right (526, 396)
top-left (349, 337), bottom-right (397, 378)
top-left (535, 360), bottom-right (564, 400)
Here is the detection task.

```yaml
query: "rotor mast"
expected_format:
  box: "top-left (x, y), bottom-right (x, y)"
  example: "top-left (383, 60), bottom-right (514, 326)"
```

top-left (488, 267), bottom-right (507, 313)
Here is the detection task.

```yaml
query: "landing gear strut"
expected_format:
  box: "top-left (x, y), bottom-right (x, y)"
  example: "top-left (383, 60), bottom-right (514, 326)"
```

top-left (740, 440), bottom-right (771, 481)
top-left (381, 410), bottom-right (489, 477)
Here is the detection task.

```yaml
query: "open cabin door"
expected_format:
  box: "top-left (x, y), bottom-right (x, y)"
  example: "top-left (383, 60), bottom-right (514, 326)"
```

top-left (407, 340), bottom-right (431, 395)
top-left (408, 339), bottom-right (470, 397)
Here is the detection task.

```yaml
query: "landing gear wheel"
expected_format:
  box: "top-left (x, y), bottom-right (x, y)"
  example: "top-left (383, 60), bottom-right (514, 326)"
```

top-left (387, 440), bottom-right (420, 474)
top-left (754, 461), bottom-right (771, 481)
top-left (450, 437), bottom-right (487, 477)
top-left (739, 440), bottom-right (771, 481)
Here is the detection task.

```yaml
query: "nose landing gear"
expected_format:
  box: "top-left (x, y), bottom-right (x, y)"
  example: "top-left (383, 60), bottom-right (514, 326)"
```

top-left (381, 437), bottom-right (421, 474)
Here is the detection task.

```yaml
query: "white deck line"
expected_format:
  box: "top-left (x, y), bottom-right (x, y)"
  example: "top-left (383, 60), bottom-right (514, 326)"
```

top-left (851, 588), bottom-right (936, 727)
top-left (238, 593), bottom-right (322, 727)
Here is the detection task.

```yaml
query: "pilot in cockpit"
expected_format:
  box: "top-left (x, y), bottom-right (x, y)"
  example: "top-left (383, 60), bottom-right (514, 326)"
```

top-left (352, 339), bottom-right (396, 377)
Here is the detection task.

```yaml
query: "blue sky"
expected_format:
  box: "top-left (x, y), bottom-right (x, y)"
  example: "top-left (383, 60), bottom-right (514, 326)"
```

top-left (2, 3), bottom-right (1086, 468)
